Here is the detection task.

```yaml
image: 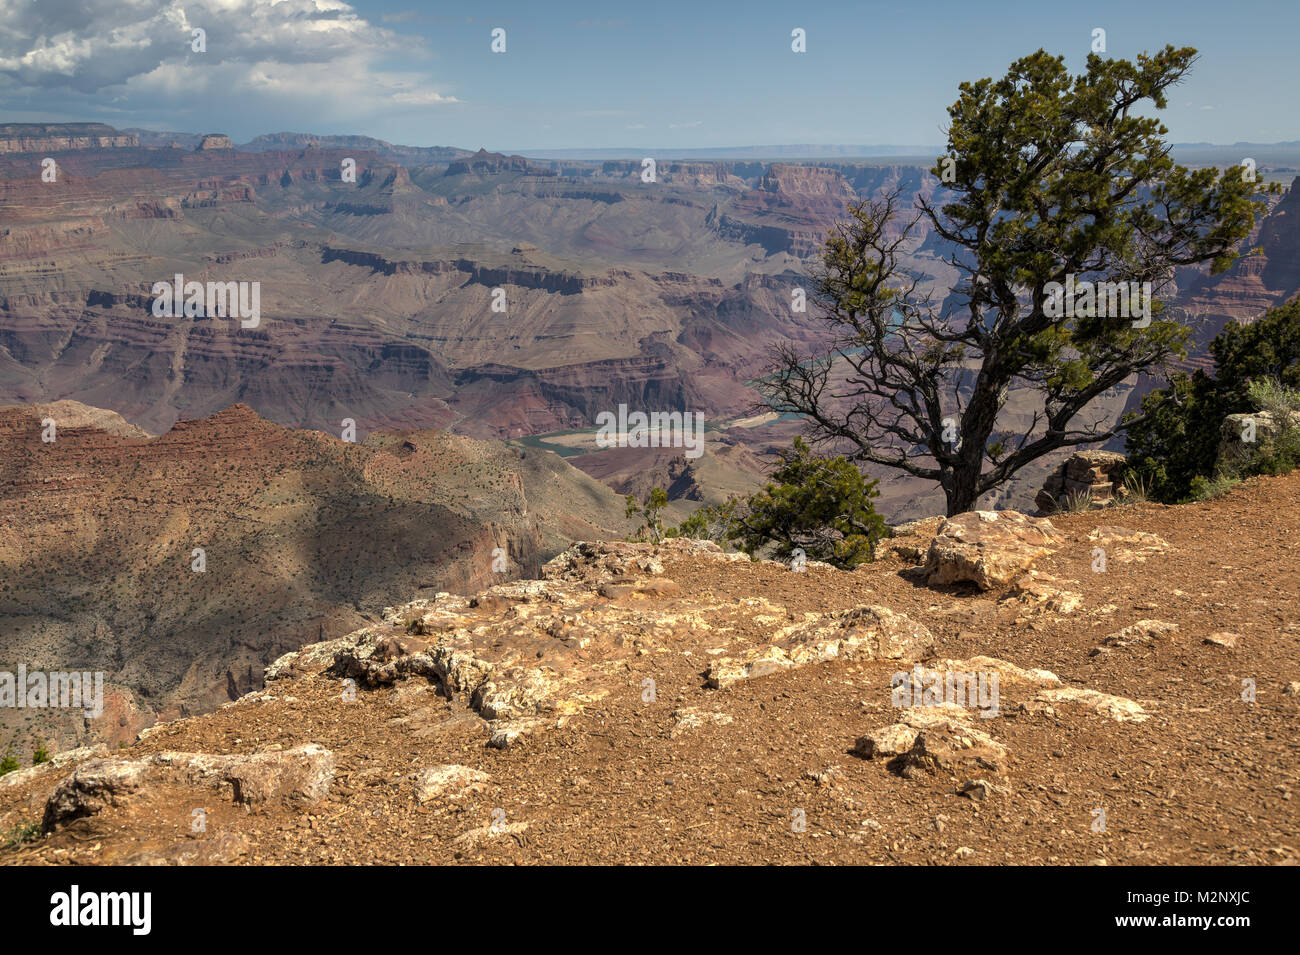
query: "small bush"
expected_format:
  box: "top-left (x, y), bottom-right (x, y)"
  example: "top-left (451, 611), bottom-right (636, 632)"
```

top-left (1120, 471), bottom-right (1153, 505)
top-left (1126, 299), bottom-right (1300, 501)
top-left (1061, 489), bottom-right (1098, 513)
top-left (1, 822), bottom-right (41, 850)
top-left (668, 497), bottom-right (739, 543)
top-left (728, 437), bottom-right (887, 569)
top-left (1188, 474), bottom-right (1241, 502)
top-left (1229, 378), bottom-right (1300, 477)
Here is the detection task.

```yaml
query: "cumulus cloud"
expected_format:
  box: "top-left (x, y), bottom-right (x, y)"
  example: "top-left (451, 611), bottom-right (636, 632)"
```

top-left (0, 0), bottom-right (455, 118)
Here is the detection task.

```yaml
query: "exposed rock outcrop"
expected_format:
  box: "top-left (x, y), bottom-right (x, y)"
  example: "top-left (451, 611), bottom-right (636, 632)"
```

top-left (1036, 450), bottom-right (1128, 513)
top-left (706, 605), bottom-right (935, 688)
top-left (195, 134), bottom-right (234, 151)
top-left (0, 123), bottom-right (138, 153)
top-left (410, 765), bottom-right (491, 802)
top-left (42, 744), bottom-right (335, 831)
top-left (1086, 527), bottom-right (1171, 564)
top-left (265, 538), bottom-right (935, 748)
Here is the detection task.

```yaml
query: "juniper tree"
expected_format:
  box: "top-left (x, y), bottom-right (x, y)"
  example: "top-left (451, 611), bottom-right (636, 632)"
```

top-left (728, 437), bottom-right (887, 568)
top-left (625, 487), bottom-right (668, 543)
top-left (759, 47), bottom-right (1263, 515)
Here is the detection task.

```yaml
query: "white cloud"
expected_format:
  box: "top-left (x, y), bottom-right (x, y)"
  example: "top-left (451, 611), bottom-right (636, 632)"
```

top-left (0, 0), bottom-right (455, 114)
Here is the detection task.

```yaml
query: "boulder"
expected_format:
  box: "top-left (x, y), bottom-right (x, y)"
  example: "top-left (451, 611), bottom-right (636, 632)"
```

top-left (212, 746), bottom-right (335, 807)
top-left (1204, 631), bottom-right (1241, 649)
top-left (1032, 687), bottom-right (1149, 723)
top-left (854, 723), bottom-right (920, 758)
top-left (1005, 571), bottom-right (1083, 614)
top-left (959, 778), bottom-right (1004, 801)
top-left (896, 720), bottom-right (1008, 777)
top-left (42, 760), bottom-right (147, 830)
top-left (924, 510), bottom-right (1061, 590)
top-left (857, 705), bottom-right (1001, 768)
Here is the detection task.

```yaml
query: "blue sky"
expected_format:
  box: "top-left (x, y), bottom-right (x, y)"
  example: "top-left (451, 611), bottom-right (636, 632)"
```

top-left (2, 0), bottom-right (1296, 150)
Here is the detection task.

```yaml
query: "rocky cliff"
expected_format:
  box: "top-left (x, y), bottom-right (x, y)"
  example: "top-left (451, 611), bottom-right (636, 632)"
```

top-left (0, 123), bottom-right (138, 154)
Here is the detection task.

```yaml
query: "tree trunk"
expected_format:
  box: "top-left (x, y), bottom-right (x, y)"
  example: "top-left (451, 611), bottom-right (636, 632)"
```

top-left (946, 463), bottom-right (981, 515)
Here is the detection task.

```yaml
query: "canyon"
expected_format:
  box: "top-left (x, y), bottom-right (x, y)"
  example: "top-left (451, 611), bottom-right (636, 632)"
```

top-left (2, 124), bottom-right (1298, 755)
top-left (2, 129), bottom-right (1294, 513)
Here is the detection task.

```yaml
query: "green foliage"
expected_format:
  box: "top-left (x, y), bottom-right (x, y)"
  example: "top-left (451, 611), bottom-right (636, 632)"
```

top-left (668, 496), bottom-right (740, 543)
top-left (1187, 474), bottom-right (1241, 502)
top-left (727, 438), bottom-right (887, 569)
top-left (625, 487), bottom-right (668, 543)
top-left (1126, 299), bottom-right (1300, 501)
top-left (1124, 370), bottom-right (1220, 501)
top-left (1228, 378), bottom-right (1300, 478)
top-left (0, 748), bottom-right (18, 777)
top-left (1120, 471), bottom-right (1153, 505)
top-left (1, 821), bottom-right (40, 850)
top-left (1060, 489), bottom-right (1098, 513)
top-left (32, 742), bottom-right (49, 765)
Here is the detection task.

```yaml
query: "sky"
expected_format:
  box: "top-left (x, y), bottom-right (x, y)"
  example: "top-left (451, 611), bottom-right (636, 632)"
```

top-left (1, 0), bottom-right (1296, 151)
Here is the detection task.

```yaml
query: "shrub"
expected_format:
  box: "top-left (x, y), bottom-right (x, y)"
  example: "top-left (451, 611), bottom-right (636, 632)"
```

top-left (1126, 299), bottom-right (1300, 501)
top-left (1225, 378), bottom-right (1300, 478)
top-left (1188, 474), bottom-right (1242, 502)
top-left (727, 437), bottom-right (887, 569)
top-left (1, 822), bottom-right (41, 850)
top-left (668, 496), bottom-right (740, 543)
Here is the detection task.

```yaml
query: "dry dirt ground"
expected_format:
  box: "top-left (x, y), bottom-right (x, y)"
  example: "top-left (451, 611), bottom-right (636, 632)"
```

top-left (2, 472), bottom-right (1298, 865)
